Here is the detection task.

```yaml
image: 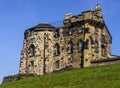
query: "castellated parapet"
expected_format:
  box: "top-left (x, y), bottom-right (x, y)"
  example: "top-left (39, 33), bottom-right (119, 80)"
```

top-left (19, 4), bottom-right (120, 75)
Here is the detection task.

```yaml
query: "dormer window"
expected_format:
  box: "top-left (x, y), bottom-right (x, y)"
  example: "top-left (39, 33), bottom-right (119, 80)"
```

top-left (78, 26), bottom-right (82, 33)
top-left (69, 28), bottom-right (73, 35)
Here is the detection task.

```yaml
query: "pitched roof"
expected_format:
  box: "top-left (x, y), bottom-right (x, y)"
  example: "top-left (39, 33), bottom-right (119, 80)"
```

top-left (33, 23), bottom-right (55, 29)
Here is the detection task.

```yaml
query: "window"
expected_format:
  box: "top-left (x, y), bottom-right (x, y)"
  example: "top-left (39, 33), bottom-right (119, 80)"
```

top-left (68, 41), bottom-right (73, 53)
top-left (55, 61), bottom-right (59, 69)
top-left (78, 26), bottom-right (82, 33)
top-left (101, 45), bottom-right (106, 56)
top-left (94, 40), bottom-right (99, 53)
top-left (31, 30), bottom-right (34, 38)
top-left (79, 40), bottom-right (83, 52)
top-left (54, 29), bottom-right (59, 38)
top-left (30, 61), bottom-right (34, 67)
top-left (30, 44), bottom-right (35, 56)
top-left (69, 28), bottom-right (73, 35)
top-left (55, 43), bottom-right (60, 55)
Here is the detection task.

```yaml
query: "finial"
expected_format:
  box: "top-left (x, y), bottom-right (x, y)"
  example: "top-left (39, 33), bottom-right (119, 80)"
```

top-left (95, 4), bottom-right (101, 10)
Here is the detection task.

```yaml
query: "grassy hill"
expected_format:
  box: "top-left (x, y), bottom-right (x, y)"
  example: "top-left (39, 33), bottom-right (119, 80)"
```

top-left (1, 64), bottom-right (120, 88)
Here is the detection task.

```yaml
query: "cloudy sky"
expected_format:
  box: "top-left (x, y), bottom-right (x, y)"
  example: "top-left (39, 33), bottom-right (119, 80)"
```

top-left (0, 0), bottom-right (120, 83)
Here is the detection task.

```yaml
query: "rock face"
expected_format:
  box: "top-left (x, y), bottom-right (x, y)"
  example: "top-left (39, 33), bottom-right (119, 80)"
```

top-left (19, 4), bottom-right (118, 75)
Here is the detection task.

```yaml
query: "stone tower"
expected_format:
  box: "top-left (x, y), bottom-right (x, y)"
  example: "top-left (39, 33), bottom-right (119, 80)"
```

top-left (19, 4), bottom-right (117, 75)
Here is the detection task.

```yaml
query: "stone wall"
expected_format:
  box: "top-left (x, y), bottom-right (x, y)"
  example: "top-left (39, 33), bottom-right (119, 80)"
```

top-left (19, 4), bottom-right (114, 76)
top-left (19, 28), bottom-right (55, 75)
top-left (91, 58), bottom-right (120, 66)
top-left (2, 74), bottom-right (37, 84)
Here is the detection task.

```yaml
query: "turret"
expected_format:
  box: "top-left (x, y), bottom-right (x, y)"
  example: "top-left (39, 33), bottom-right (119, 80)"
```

top-left (94, 4), bottom-right (102, 17)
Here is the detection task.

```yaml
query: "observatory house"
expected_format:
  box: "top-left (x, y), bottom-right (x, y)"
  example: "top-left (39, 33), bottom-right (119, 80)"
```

top-left (19, 4), bottom-right (120, 75)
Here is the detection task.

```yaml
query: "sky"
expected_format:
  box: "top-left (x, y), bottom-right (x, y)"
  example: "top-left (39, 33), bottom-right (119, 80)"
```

top-left (0, 0), bottom-right (120, 84)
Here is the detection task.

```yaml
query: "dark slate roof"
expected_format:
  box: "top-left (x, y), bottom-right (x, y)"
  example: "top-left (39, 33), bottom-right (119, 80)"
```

top-left (33, 23), bottom-right (55, 29)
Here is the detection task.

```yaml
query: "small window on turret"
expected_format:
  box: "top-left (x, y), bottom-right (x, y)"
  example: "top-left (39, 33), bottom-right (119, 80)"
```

top-left (31, 30), bottom-right (34, 38)
top-left (94, 41), bottom-right (99, 53)
top-left (30, 44), bottom-right (35, 56)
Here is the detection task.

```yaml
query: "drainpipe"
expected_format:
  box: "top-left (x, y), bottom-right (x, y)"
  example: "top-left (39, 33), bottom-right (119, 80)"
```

top-left (26, 48), bottom-right (28, 74)
top-left (43, 31), bottom-right (46, 74)
top-left (81, 21), bottom-right (85, 68)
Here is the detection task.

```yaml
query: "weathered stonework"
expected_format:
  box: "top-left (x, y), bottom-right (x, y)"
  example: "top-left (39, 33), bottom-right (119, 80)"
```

top-left (19, 4), bottom-right (120, 76)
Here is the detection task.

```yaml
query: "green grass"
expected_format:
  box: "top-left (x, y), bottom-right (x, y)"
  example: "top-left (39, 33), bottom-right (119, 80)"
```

top-left (1, 64), bottom-right (120, 88)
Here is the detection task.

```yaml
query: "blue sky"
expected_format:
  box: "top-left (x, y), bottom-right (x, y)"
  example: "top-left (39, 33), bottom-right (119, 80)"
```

top-left (0, 0), bottom-right (120, 84)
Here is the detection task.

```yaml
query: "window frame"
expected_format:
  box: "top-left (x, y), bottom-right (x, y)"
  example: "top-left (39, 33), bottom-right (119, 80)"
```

top-left (54, 29), bottom-right (59, 38)
top-left (68, 28), bottom-right (73, 35)
top-left (78, 26), bottom-right (82, 33)
top-left (68, 41), bottom-right (73, 53)
top-left (31, 30), bottom-right (34, 38)
top-left (55, 60), bottom-right (60, 69)
top-left (79, 40), bottom-right (83, 52)
top-left (30, 44), bottom-right (35, 56)
top-left (55, 43), bottom-right (60, 56)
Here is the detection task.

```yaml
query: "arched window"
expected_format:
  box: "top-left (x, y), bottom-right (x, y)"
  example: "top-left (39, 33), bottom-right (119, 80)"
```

top-left (94, 40), bottom-right (99, 53)
top-left (78, 26), bottom-right (82, 33)
top-left (69, 28), bottom-right (73, 35)
top-left (30, 44), bottom-right (35, 56)
top-left (68, 41), bottom-right (73, 53)
top-left (79, 40), bottom-right (83, 52)
top-left (55, 43), bottom-right (60, 55)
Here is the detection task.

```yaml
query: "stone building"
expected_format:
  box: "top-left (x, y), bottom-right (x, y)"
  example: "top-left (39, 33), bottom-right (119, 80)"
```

top-left (19, 4), bottom-right (119, 75)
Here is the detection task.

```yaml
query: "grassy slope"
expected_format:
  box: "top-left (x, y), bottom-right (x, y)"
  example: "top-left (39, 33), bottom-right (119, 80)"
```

top-left (1, 64), bottom-right (120, 88)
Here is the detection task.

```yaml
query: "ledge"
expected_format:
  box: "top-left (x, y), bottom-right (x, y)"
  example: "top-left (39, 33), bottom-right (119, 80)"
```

top-left (91, 58), bottom-right (120, 63)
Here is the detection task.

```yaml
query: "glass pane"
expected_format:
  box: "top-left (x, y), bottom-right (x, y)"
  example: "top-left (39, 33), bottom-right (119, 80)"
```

top-left (79, 26), bottom-right (82, 33)
top-left (69, 28), bottom-right (73, 35)
top-left (79, 41), bottom-right (83, 51)
top-left (31, 30), bottom-right (34, 38)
